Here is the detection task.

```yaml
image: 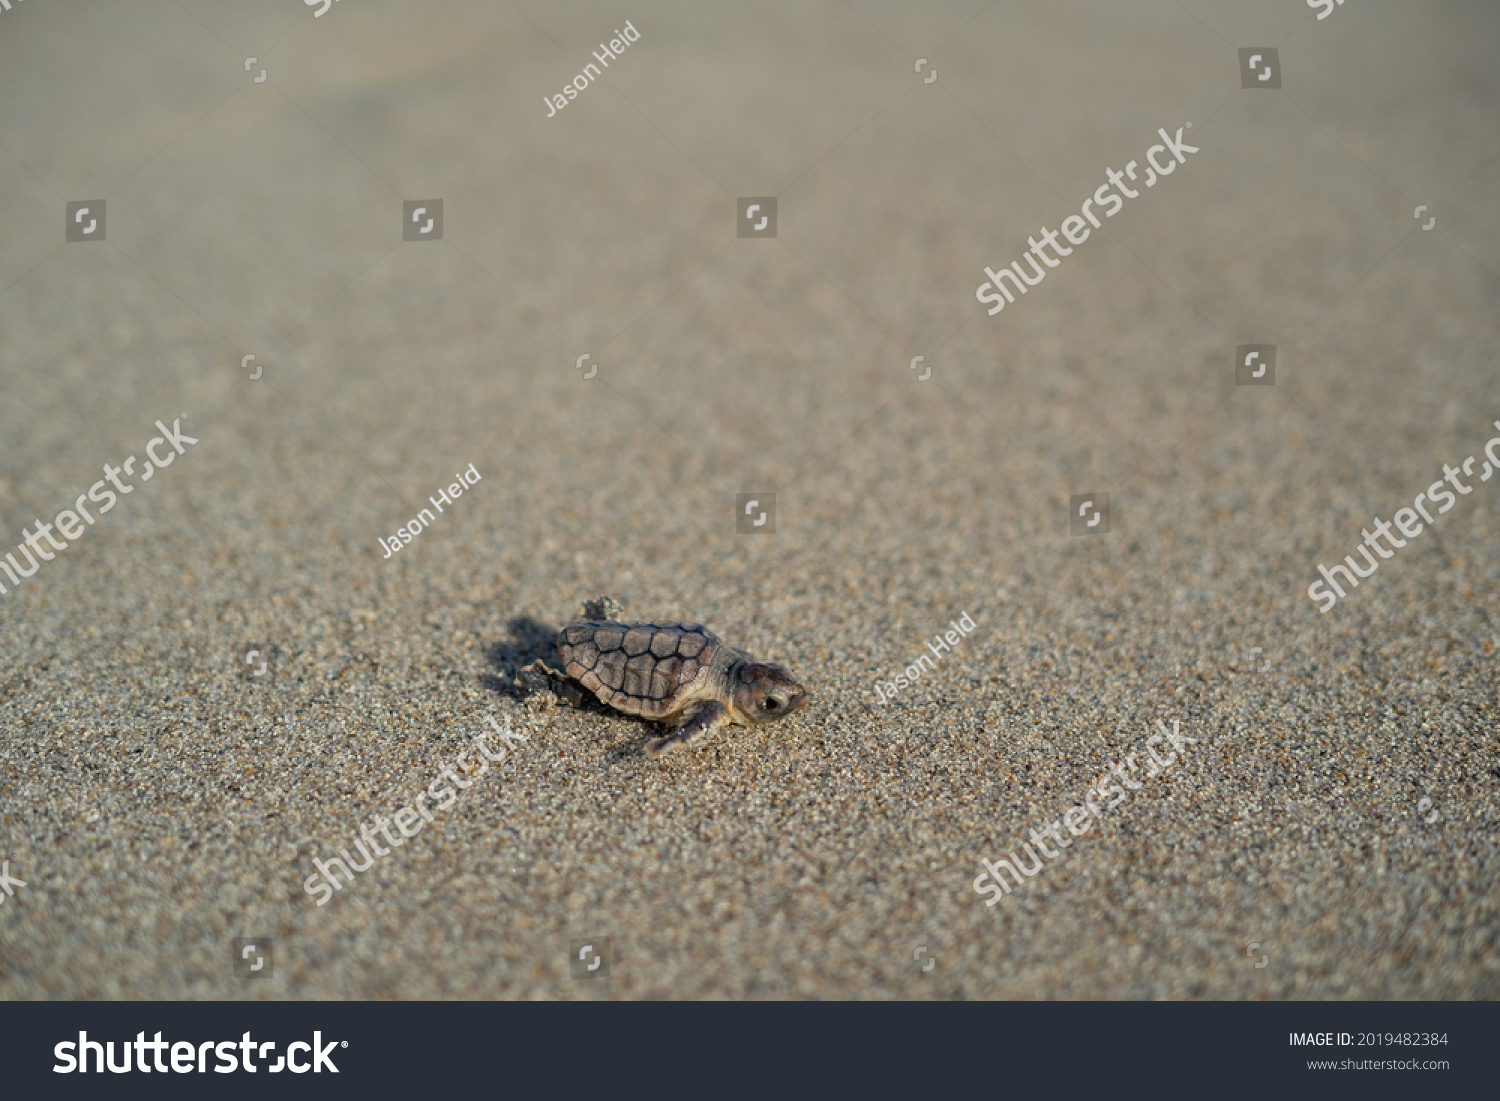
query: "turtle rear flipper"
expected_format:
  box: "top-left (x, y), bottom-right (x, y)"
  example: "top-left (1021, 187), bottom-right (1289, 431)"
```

top-left (644, 700), bottom-right (731, 757)
top-left (580, 595), bottom-right (625, 621)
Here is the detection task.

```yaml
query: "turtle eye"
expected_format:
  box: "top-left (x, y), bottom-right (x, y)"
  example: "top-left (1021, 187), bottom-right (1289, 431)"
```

top-left (763, 698), bottom-right (781, 711)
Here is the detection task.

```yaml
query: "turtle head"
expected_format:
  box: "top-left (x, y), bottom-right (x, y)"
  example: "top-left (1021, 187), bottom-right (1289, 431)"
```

top-left (732, 662), bottom-right (809, 724)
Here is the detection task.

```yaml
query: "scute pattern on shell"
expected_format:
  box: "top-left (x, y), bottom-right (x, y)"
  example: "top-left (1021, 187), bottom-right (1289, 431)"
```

top-left (557, 621), bottom-right (718, 718)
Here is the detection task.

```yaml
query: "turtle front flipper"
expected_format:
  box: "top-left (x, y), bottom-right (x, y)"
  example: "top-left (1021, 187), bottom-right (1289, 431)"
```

top-left (516, 657), bottom-right (588, 709)
top-left (644, 700), bottom-right (730, 758)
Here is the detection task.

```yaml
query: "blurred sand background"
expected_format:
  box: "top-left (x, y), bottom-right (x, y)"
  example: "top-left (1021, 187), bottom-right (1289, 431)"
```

top-left (0, 0), bottom-right (1496, 998)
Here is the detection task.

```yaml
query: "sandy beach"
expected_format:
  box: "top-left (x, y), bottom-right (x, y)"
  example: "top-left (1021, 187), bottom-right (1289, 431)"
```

top-left (0, 0), bottom-right (1496, 999)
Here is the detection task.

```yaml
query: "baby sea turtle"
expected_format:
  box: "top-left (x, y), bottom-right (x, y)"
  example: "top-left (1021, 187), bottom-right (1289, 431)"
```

top-left (520, 598), bottom-right (809, 757)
